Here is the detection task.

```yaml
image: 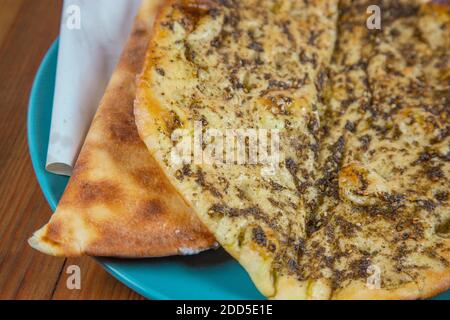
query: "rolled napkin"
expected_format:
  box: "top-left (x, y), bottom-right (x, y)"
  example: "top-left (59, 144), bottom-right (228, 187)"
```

top-left (46, 0), bottom-right (141, 176)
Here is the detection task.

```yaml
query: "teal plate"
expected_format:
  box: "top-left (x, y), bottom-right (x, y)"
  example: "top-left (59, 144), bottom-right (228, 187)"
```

top-left (28, 40), bottom-right (449, 300)
top-left (28, 39), bottom-right (263, 300)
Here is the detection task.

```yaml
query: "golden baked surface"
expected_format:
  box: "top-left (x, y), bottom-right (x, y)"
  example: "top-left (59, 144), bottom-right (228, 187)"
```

top-left (300, 0), bottom-right (450, 299)
top-left (136, 0), bottom-right (339, 297)
top-left (29, 0), bottom-right (216, 258)
top-left (136, 0), bottom-right (449, 299)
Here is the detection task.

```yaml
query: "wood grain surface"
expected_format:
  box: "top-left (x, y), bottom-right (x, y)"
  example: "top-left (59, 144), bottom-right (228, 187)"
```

top-left (0, 0), bottom-right (144, 300)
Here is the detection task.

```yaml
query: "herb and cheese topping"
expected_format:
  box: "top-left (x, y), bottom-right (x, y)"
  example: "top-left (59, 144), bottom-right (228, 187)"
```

top-left (136, 0), bottom-right (449, 299)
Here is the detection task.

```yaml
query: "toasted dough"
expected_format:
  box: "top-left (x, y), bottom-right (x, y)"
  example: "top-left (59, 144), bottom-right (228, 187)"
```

top-left (29, 0), bottom-right (216, 258)
top-left (136, 0), bottom-right (449, 299)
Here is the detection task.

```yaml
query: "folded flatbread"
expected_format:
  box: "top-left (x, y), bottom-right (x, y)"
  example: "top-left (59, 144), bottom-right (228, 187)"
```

top-left (29, 0), bottom-right (216, 257)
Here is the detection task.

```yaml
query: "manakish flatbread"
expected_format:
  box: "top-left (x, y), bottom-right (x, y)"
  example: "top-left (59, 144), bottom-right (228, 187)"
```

top-left (135, 0), bottom-right (339, 297)
top-left (29, 0), bottom-right (216, 258)
top-left (304, 0), bottom-right (450, 299)
top-left (135, 0), bottom-right (450, 299)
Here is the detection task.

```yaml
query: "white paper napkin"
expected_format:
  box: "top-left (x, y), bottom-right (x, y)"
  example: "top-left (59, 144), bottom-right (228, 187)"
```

top-left (46, 0), bottom-right (142, 176)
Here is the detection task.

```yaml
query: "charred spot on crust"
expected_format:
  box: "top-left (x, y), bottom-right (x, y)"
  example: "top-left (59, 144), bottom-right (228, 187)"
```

top-left (78, 181), bottom-right (122, 205)
top-left (139, 199), bottom-right (166, 218)
top-left (108, 111), bottom-right (140, 143)
top-left (133, 168), bottom-right (158, 189)
top-left (46, 220), bottom-right (64, 245)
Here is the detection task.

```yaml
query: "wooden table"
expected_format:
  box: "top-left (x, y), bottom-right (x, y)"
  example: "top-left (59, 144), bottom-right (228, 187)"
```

top-left (0, 0), bottom-right (143, 300)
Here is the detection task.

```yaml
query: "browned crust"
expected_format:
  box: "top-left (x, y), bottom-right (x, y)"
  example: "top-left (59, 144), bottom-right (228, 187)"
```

top-left (29, 0), bottom-right (216, 258)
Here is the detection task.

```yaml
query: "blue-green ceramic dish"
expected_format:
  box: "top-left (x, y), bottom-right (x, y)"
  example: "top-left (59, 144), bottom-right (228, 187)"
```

top-left (28, 40), bottom-right (449, 300)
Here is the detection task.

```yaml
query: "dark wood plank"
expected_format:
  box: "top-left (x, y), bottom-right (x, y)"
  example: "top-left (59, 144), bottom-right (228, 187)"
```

top-left (0, 0), bottom-right (144, 300)
top-left (0, 0), bottom-right (24, 44)
top-left (52, 259), bottom-right (145, 300)
top-left (0, 0), bottom-right (64, 300)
